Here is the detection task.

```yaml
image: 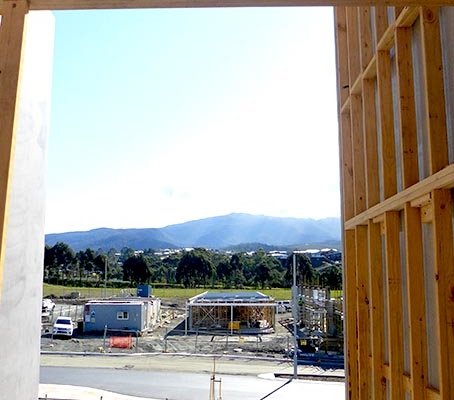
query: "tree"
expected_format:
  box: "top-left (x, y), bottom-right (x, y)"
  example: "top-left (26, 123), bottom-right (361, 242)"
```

top-left (320, 265), bottom-right (343, 289)
top-left (161, 253), bottom-right (181, 284)
top-left (44, 242), bottom-right (76, 282)
top-left (176, 249), bottom-right (214, 288)
top-left (228, 253), bottom-right (246, 288)
top-left (122, 255), bottom-right (151, 285)
top-left (250, 250), bottom-right (281, 289)
top-left (284, 253), bottom-right (317, 286)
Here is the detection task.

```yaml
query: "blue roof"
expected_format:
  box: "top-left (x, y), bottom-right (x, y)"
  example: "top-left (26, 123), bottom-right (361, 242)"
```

top-left (195, 291), bottom-right (271, 302)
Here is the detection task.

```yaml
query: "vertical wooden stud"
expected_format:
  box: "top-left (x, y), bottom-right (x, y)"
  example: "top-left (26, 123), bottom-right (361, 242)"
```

top-left (335, 7), bottom-right (350, 108)
top-left (403, 203), bottom-right (427, 400)
top-left (363, 78), bottom-right (380, 208)
top-left (356, 225), bottom-right (371, 399)
top-left (384, 211), bottom-right (403, 400)
top-left (359, 7), bottom-right (373, 71)
top-left (419, 7), bottom-right (449, 175)
top-left (374, 6), bottom-right (389, 46)
top-left (395, 27), bottom-right (419, 189)
top-left (0, 0), bottom-right (29, 298)
top-left (377, 50), bottom-right (397, 199)
top-left (431, 189), bottom-right (454, 399)
top-left (346, 7), bottom-right (361, 89)
top-left (351, 95), bottom-right (366, 215)
top-left (345, 229), bottom-right (359, 400)
top-left (368, 220), bottom-right (386, 400)
top-left (341, 112), bottom-right (355, 221)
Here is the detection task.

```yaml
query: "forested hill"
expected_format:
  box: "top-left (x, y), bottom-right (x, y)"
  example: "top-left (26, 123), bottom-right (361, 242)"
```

top-left (45, 213), bottom-right (341, 251)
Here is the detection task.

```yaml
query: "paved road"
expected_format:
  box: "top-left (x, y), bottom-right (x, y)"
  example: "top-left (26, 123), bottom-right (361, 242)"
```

top-left (40, 366), bottom-right (344, 400)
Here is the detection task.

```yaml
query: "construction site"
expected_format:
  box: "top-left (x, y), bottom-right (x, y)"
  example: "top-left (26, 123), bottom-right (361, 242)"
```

top-left (1, 2), bottom-right (454, 400)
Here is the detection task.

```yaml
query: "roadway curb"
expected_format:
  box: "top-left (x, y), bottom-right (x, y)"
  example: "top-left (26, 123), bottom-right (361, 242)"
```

top-left (41, 350), bottom-right (290, 363)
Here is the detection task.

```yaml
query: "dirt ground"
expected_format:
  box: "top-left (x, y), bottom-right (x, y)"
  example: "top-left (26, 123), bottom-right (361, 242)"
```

top-left (41, 299), bottom-right (294, 358)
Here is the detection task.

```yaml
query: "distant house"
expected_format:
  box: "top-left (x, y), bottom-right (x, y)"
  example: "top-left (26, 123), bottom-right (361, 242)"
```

top-left (83, 298), bottom-right (160, 333)
top-left (186, 291), bottom-right (276, 334)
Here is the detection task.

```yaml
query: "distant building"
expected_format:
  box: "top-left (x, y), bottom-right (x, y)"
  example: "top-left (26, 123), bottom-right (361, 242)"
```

top-left (83, 298), bottom-right (161, 333)
top-left (186, 291), bottom-right (276, 334)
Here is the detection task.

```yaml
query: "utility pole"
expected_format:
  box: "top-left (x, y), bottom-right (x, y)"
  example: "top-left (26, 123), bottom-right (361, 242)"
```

top-left (104, 255), bottom-right (108, 298)
top-left (209, 357), bottom-right (222, 400)
top-left (292, 253), bottom-right (298, 379)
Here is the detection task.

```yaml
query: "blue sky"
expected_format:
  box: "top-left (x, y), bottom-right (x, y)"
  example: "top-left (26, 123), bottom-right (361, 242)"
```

top-left (45, 7), bottom-right (340, 233)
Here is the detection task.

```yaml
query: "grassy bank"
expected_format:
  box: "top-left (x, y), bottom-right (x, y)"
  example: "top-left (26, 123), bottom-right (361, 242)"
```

top-left (43, 283), bottom-right (292, 300)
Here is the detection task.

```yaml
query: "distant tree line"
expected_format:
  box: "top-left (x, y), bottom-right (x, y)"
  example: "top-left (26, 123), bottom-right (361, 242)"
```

top-left (43, 242), bottom-right (342, 290)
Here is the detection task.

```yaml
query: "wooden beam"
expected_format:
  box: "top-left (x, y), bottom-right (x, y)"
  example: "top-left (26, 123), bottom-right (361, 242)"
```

top-left (426, 388), bottom-right (441, 400)
top-left (395, 6), bottom-right (405, 17)
top-left (356, 225), bottom-right (370, 399)
top-left (362, 78), bottom-right (380, 208)
top-left (403, 203), bottom-right (427, 400)
top-left (335, 7), bottom-right (350, 114)
top-left (402, 373), bottom-right (411, 393)
top-left (368, 220), bottom-right (386, 400)
top-left (359, 6), bottom-right (373, 71)
top-left (340, 112), bottom-right (355, 221)
top-left (4, 0), bottom-right (451, 12)
top-left (377, 49), bottom-right (397, 200)
top-left (374, 6), bottom-right (389, 46)
top-left (351, 94), bottom-right (366, 215)
top-left (384, 211), bottom-right (404, 400)
top-left (395, 27), bottom-right (418, 189)
top-left (345, 164), bottom-right (454, 229)
top-left (395, 6), bottom-right (419, 27)
top-left (346, 7), bottom-right (361, 89)
top-left (0, 0), bottom-right (28, 299)
top-left (431, 189), bottom-right (454, 399)
top-left (419, 7), bottom-right (448, 175)
top-left (345, 229), bottom-right (359, 400)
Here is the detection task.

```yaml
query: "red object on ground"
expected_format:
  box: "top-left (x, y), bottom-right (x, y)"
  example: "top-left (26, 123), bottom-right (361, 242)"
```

top-left (109, 336), bottom-right (132, 349)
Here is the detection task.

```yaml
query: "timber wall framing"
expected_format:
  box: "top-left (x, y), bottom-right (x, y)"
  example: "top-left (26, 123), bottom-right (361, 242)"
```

top-left (335, 5), bottom-right (454, 400)
top-left (0, 1), bottom-right (453, 400)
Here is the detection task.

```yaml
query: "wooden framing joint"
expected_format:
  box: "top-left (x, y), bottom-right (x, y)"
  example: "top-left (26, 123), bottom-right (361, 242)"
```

top-left (411, 193), bottom-right (433, 222)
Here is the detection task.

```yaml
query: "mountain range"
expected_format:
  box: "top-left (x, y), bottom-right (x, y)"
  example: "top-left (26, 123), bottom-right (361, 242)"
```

top-left (45, 213), bottom-right (341, 251)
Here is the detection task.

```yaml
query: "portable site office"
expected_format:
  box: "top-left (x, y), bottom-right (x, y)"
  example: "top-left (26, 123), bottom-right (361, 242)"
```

top-left (83, 298), bottom-right (161, 334)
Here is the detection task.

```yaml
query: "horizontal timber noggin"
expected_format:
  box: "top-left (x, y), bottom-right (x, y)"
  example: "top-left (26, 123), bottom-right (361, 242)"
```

top-left (0, 0), bottom-right (452, 12)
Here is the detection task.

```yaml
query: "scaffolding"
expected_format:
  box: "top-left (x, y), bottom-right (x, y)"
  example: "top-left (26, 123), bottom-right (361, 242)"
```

top-left (298, 287), bottom-right (343, 351)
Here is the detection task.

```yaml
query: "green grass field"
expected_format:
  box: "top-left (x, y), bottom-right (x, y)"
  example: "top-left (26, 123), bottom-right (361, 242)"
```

top-left (43, 283), bottom-right (292, 300)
